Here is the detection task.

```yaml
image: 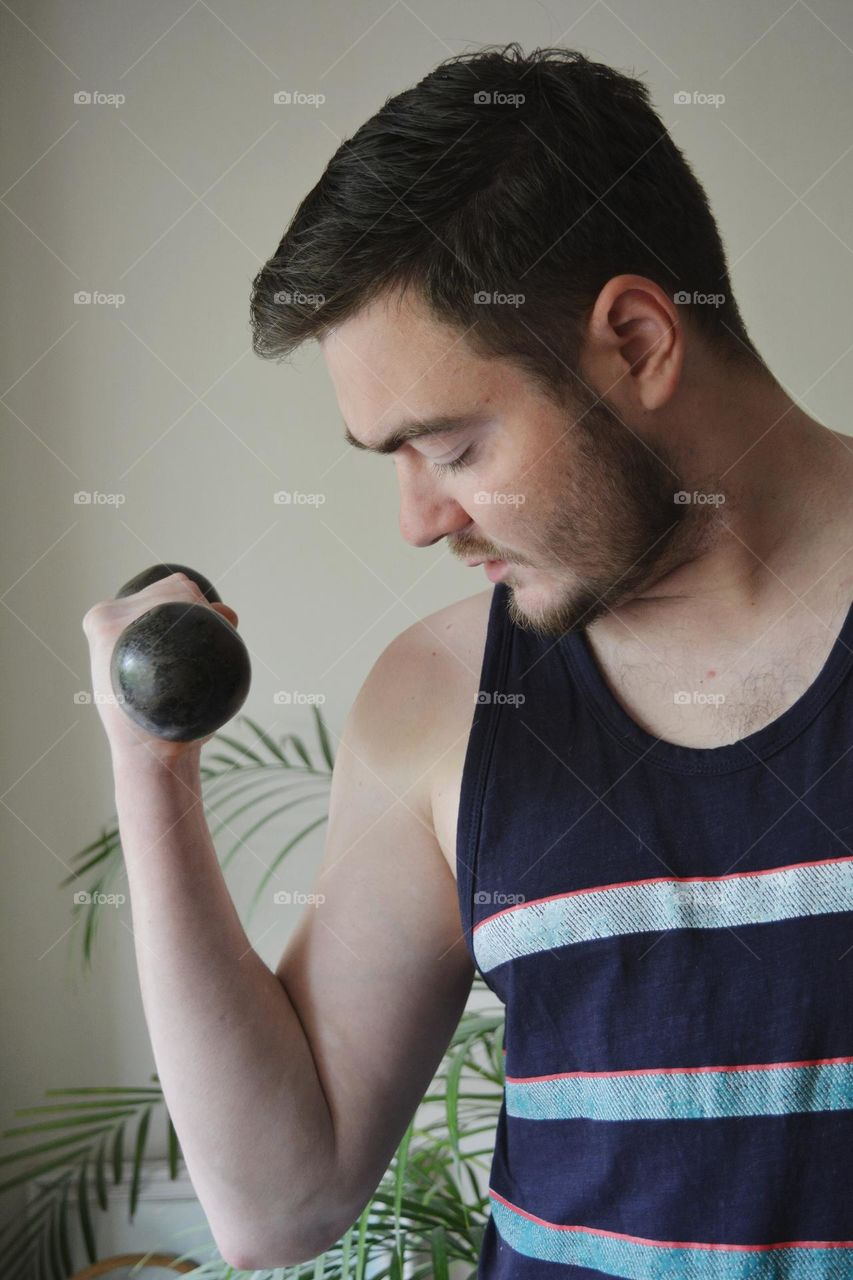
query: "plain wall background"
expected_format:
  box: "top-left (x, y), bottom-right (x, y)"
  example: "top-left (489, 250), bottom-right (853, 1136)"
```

top-left (2, 0), bottom-right (852, 1258)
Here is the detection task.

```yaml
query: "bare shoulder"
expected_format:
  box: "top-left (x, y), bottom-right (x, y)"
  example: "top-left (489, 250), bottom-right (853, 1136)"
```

top-left (396, 587), bottom-right (493, 714)
top-left (407, 587), bottom-right (494, 671)
top-left (390, 588), bottom-right (495, 872)
top-left (346, 588), bottom-right (494, 872)
top-left (357, 588), bottom-right (492, 726)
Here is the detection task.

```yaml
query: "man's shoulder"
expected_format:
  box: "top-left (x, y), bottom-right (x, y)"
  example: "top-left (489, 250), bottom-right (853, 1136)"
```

top-left (393, 587), bottom-right (494, 689)
top-left (350, 588), bottom-right (493, 765)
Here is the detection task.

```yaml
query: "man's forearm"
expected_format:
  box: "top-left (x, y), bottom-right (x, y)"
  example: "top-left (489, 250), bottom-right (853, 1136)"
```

top-left (112, 753), bottom-right (338, 1267)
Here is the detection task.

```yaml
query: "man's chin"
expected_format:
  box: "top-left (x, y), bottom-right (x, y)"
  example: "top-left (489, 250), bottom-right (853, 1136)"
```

top-left (500, 567), bottom-right (606, 637)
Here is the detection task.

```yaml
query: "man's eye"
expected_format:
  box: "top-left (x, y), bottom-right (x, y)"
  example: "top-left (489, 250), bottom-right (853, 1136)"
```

top-left (430, 446), bottom-right (475, 475)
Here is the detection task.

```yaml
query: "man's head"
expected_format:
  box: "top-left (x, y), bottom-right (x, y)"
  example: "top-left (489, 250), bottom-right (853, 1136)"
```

top-left (250, 43), bottom-right (768, 637)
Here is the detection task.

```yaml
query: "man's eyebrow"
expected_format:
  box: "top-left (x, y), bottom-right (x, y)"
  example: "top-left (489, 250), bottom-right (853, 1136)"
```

top-left (343, 411), bottom-right (488, 455)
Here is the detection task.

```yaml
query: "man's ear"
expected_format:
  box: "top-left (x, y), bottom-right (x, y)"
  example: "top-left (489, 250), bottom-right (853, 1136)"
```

top-left (580, 273), bottom-right (683, 412)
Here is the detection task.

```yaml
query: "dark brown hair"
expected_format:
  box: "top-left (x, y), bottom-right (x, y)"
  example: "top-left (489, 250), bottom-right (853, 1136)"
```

top-left (249, 43), bottom-right (765, 401)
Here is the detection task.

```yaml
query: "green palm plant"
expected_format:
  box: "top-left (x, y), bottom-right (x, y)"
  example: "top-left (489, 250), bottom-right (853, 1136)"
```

top-left (0, 706), bottom-right (503, 1279)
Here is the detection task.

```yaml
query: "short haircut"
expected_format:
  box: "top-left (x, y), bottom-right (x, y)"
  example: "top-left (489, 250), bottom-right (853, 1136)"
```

top-left (250, 42), bottom-right (765, 401)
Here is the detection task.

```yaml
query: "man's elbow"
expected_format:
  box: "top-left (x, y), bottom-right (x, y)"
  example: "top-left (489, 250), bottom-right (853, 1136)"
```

top-left (218, 1222), bottom-right (345, 1272)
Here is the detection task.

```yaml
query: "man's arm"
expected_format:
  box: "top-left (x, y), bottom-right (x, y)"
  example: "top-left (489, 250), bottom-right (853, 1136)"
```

top-left (273, 621), bottom-right (476, 1259)
top-left (112, 617), bottom-right (474, 1271)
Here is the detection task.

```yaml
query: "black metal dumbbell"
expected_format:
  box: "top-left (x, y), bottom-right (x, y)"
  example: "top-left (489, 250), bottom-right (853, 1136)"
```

top-left (110, 563), bottom-right (251, 742)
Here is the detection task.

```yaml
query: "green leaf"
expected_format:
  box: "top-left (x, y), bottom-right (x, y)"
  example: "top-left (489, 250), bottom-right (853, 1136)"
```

top-left (0, 1126), bottom-right (117, 1172)
top-left (311, 703), bottom-right (335, 772)
top-left (83, 889), bottom-right (100, 969)
top-left (392, 1119), bottom-right (414, 1261)
top-left (244, 813), bottom-right (328, 916)
top-left (355, 1201), bottom-right (370, 1280)
top-left (0, 1196), bottom-right (54, 1277)
top-left (129, 1107), bottom-right (152, 1217)
top-left (47, 1176), bottom-right (68, 1280)
top-left (281, 733), bottom-right (314, 771)
top-left (3, 1107), bottom-right (137, 1137)
top-left (94, 1135), bottom-right (108, 1211)
top-left (13, 1097), bottom-right (156, 1114)
top-left (76, 1158), bottom-right (97, 1263)
top-left (56, 1177), bottom-right (73, 1275)
top-left (206, 777), bottom-right (298, 836)
top-left (213, 783), bottom-right (328, 854)
top-left (239, 713), bottom-right (292, 765)
top-left (204, 752), bottom-right (244, 769)
top-left (67, 825), bottom-right (116, 860)
top-left (210, 731), bottom-right (265, 766)
top-left (446, 1029), bottom-right (481, 1162)
top-left (44, 1086), bottom-right (162, 1096)
top-left (111, 1121), bottom-right (124, 1184)
top-left (0, 1146), bottom-right (102, 1198)
top-left (39, 1204), bottom-right (54, 1280)
top-left (57, 831), bottom-right (119, 886)
top-left (167, 1110), bottom-right (180, 1179)
top-left (339, 1222), bottom-right (353, 1280)
top-left (429, 1225), bottom-right (449, 1280)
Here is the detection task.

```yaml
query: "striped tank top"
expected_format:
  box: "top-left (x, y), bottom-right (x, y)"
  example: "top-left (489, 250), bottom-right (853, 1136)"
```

top-left (455, 580), bottom-right (853, 1279)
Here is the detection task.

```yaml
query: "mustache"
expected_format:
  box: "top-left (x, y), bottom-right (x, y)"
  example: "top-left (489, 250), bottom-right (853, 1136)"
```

top-left (452, 543), bottom-right (506, 560)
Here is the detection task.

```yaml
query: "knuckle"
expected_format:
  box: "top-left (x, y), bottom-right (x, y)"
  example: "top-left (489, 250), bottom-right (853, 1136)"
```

top-left (171, 572), bottom-right (204, 597)
top-left (82, 603), bottom-right (105, 633)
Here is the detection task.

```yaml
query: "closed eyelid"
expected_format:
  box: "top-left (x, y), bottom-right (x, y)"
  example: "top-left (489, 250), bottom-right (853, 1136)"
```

top-left (406, 438), bottom-right (467, 462)
top-left (414, 425), bottom-right (483, 457)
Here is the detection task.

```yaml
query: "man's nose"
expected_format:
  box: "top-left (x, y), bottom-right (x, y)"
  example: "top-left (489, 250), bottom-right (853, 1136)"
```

top-left (397, 469), bottom-right (472, 549)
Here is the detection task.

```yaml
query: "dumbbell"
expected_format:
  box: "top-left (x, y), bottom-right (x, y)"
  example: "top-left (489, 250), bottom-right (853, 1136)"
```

top-left (110, 563), bottom-right (251, 742)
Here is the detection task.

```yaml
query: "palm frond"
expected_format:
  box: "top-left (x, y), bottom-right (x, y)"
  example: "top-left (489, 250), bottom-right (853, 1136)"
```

top-left (2, 707), bottom-right (502, 1279)
top-left (0, 1084), bottom-right (171, 1277)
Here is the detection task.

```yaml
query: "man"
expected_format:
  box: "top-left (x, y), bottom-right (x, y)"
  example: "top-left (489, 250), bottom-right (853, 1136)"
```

top-left (88, 42), bottom-right (853, 1276)
top-left (249, 41), bottom-right (853, 1273)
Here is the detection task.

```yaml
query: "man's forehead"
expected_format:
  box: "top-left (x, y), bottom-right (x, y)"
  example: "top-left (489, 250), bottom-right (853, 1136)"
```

top-left (321, 291), bottom-right (473, 391)
top-left (320, 290), bottom-right (492, 441)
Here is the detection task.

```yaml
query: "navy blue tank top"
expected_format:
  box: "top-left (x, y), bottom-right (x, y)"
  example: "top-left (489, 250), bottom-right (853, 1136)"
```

top-left (455, 581), bottom-right (853, 1279)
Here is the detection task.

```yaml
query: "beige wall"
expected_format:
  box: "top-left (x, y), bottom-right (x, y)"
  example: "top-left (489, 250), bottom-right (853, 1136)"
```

top-left (2, 0), bottom-right (852, 1255)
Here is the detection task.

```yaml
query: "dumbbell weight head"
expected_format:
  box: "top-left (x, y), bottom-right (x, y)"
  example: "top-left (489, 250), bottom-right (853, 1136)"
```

top-left (115, 562), bottom-right (222, 603)
top-left (110, 564), bottom-right (251, 743)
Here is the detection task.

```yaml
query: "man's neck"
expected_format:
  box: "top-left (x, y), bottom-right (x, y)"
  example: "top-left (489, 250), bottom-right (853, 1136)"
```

top-left (607, 374), bottom-right (853, 638)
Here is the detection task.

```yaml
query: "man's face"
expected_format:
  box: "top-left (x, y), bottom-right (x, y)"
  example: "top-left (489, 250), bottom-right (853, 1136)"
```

top-left (320, 288), bottom-right (702, 638)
